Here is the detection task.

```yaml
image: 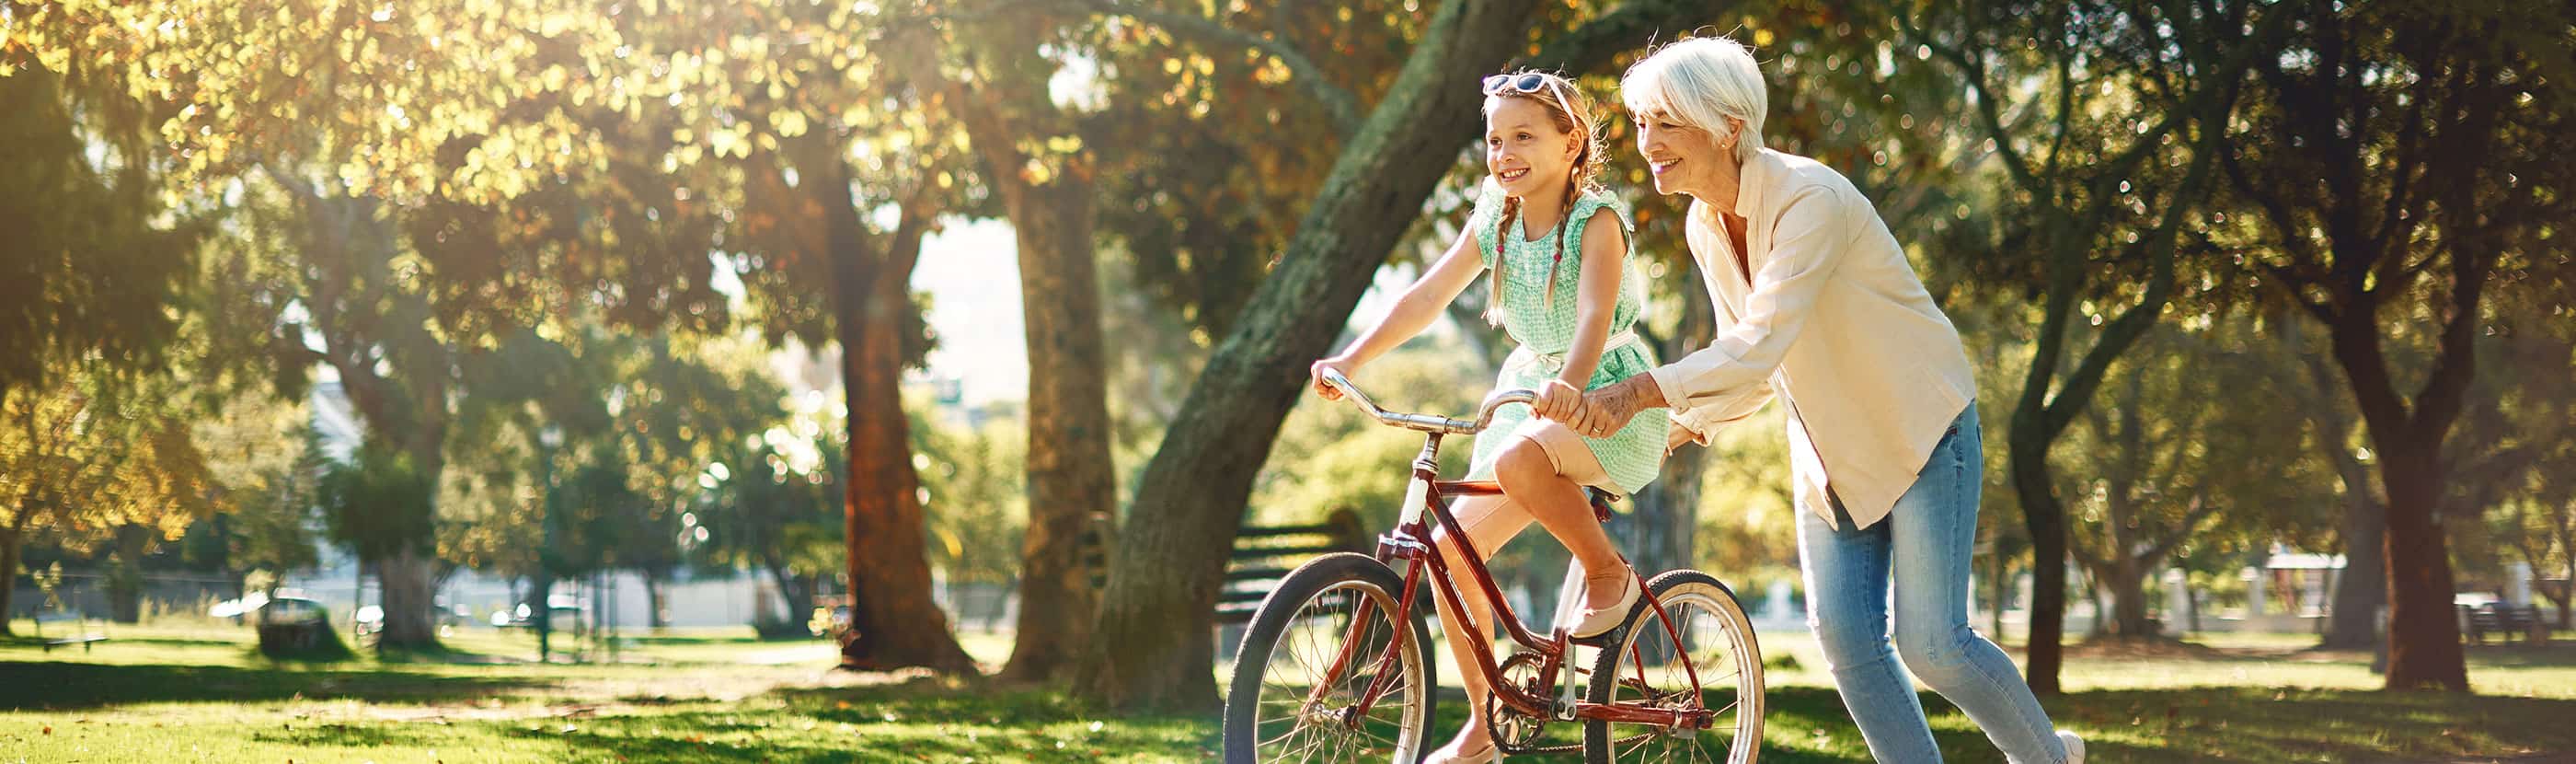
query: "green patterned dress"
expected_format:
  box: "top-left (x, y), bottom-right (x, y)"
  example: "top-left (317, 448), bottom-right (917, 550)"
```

top-left (1463, 185), bottom-right (1670, 496)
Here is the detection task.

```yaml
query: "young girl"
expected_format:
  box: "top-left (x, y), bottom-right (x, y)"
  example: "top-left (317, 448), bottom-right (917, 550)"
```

top-left (1307, 69), bottom-right (1670, 763)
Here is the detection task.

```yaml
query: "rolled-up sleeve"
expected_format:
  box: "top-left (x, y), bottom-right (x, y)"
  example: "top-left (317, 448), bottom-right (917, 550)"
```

top-left (1651, 183), bottom-right (1853, 417)
top-left (1668, 380), bottom-right (1774, 445)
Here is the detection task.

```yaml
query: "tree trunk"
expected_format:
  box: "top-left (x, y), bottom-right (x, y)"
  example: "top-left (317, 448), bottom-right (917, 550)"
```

top-left (2010, 417), bottom-right (2069, 694)
top-left (827, 163), bottom-right (977, 673)
top-left (1072, 0), bottom-right (1720, 712)
top-left (2186, 577), bottom-right (2202, 632)
top-left (376, 547), bottom-right (442, 647)
top-left (2561, 551), bottom-right (2575, 630)
top-left (645, 574), bottom-right (670, 630)
top-left (528, 571), bottom-right (558, 659)
top-left (2323, 494), bottom-right (2387, 649)
top-left (109, 525), bottom-right (146, 624)
top-left (762, 562), bottom-right (802, 624)
top-left (955, 66), bottom-right (1116, 683)
top-left (2107, 561), bottom-right (2152, 638)
top-left (374, 439), bottom-right (446, 649)
top-left (2376, 442), bottom-right (2467, 690)
top-left (0, 527), bottom-right (19, 636)
top-left (1071, 0), bottom-right (1551, 712)
top-left (286, 186), bottom-right (451, 652)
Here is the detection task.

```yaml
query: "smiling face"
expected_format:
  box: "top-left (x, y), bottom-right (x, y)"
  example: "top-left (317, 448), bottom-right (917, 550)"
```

top-left (1631, 107), bottom-right (1738, 200)
top-left (1484, 94), bottom-right (1581, 197)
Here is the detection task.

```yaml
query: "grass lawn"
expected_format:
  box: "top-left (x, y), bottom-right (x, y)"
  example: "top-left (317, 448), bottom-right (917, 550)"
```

top-left (4, 619), bottom-right (2573, 762)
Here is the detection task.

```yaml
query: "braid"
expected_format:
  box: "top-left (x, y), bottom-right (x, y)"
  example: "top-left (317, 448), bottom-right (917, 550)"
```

top-left (1545, 113), bottom-right (1600, 309)
top-left (1544, 177), bottom-right (1573, 308)
top-left (1486, 194), bottom-right (1522, 326)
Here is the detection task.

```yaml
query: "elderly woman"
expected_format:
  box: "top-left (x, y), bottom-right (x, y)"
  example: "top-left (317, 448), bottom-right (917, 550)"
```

top-left (1539, 37), bottom-right (2085, 763)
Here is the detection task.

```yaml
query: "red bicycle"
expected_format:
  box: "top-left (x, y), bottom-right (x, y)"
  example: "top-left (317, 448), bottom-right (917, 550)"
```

top-left (1220, 369), bottom-right (1765, 763)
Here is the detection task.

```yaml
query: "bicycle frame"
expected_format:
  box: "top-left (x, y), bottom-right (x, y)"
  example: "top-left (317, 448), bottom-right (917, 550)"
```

top-left (1306, 429), bottom-right (1718, 734)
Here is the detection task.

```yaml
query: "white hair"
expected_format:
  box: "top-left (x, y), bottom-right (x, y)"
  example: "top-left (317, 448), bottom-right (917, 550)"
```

top-left (1621, 37), bottom-right (1767, 165)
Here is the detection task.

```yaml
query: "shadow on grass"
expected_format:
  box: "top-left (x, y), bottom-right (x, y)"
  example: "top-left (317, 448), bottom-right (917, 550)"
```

top-left (250, 722), bottom-right (442, 748)
top-left (0, 661), bottom-right (557, 711)
top-left (2029, 686), bottom-right (2576, 763)
top-left (449, 679), bottom-right (1218, 763)
top-left (374, 642), bottom-right (526, 666)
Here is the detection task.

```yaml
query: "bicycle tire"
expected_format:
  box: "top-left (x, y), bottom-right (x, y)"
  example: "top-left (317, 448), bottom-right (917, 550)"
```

top-left (1221, 552), bottom-right (1443, 758)
top-left (1582, 569), bottom-right (1765, 763)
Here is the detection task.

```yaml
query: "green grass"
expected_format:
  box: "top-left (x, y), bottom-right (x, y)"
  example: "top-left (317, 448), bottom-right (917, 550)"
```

top-left (5, 619), bottom-right (2573, 762)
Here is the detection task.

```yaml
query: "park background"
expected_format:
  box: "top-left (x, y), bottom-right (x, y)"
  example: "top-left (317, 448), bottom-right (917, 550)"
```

top-left (3, 0), bottom-right (2573, 760)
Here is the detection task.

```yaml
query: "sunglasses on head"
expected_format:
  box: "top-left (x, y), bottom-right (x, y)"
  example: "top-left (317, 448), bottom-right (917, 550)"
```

top-left (1481, 73), bottom-right (1561, 96)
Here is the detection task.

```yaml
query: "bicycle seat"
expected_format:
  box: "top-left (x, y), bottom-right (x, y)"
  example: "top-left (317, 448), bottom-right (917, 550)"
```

top-left (1584, 488), bottom-right (1616, 523)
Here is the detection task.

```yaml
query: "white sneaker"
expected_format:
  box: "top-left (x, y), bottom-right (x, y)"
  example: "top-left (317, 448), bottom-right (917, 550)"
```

top-left (2056, 730), bottom-right (2086, 764)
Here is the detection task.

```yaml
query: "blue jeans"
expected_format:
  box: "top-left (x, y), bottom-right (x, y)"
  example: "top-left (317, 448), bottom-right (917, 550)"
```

top-left (1797, 402), bottom-right (2067, 763)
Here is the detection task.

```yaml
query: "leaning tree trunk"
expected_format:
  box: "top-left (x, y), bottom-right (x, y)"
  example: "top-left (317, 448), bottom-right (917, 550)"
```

top-left (1073, 0), bottom-right (1723, 712)
top-left (955, 57), bottom-right (1117, 683)
top-left (1071, 0), bottom-right (1551, 712)
top-left (826, 156), bottom-right (977, 674)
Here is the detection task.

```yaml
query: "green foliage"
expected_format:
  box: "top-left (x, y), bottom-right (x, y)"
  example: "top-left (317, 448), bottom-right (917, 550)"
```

top-left (0, 45), bottom-right (201, 407)
top-left (1, 369), bottom-right (221, 550)
top-left (318, 442), bottom-right (436, 565)
top-left (1251, 343), bottom-right (1484, 533)
top-left (910, 403), bottom-right (1026, 586)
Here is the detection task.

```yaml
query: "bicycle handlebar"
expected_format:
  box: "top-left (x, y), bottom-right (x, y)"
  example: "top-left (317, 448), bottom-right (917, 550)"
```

top-left (1317, 368), bottom-right (1536, 435)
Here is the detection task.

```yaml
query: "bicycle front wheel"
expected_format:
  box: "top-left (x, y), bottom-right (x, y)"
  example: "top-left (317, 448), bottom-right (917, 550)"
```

top-left (1584, 569), bottom-right (1765, 763)
top-left (1221, 552), bottom-right (1436, 763)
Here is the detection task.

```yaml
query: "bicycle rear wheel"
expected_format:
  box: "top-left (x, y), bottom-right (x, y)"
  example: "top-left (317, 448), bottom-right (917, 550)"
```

top-left (1221, 552), bottom-right (1436, 763)
top-left (1583, 569), bottom-right (1765, 763)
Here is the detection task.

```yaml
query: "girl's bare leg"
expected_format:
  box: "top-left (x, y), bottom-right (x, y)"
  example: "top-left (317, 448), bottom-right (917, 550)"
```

top-left (1493, 433), bottom-right (1630, 613)
top-left (1425, 493), bottom-right (1534, 759)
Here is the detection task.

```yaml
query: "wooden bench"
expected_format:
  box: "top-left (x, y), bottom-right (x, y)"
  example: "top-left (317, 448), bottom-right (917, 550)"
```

top-left (2461, 602), bottom-right (2547, 644)
top-left (33, 611), bottom-right (109, 653)
top-left (1214, 508), bottom-right (1370, 624)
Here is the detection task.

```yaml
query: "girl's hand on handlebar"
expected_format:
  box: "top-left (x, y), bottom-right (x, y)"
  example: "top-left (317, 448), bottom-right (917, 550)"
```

top-left (1310, 356), bottom-right (1359, 400)
top-left (1534, 379), bottom-right (1588, 423)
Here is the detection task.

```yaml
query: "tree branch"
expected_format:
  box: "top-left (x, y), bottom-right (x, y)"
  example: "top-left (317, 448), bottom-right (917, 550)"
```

top-left (1900, 16), bottom-right (2041, 193)
top-left (1087, 0), bottom-right (1360, 134)
top-left (1520, 0), bottom-right (1727, 76)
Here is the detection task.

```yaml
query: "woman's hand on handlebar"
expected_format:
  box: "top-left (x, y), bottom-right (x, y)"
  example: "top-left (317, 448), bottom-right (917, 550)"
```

top-left (1310, 356), bottom-right (1359, 400)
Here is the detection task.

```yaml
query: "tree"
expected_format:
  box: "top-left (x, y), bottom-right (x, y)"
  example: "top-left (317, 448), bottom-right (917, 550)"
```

top-left (1901, 0), bottom-right (2281, 692)
top-left (2064, 321), bottom-right (2333, 638)
top-left (938, 6), bottom-right (1118, 681)
top-left (0, 25), bottom-right (200, 411)
top-left (0, 372), bottom-right (221, 633)
top-left (2213, 0), bottom-right (2576, 690)
top-left (1075, 0), bottom-right (1733, 711)
top-left (2459, 295), bottom-right (2576, 629)
top-left (912, 405), bottom-right (1029, 632)
top-left (694, 412), bottom-right (846, 631)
